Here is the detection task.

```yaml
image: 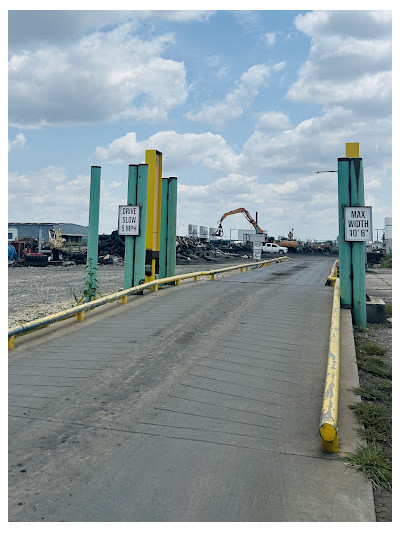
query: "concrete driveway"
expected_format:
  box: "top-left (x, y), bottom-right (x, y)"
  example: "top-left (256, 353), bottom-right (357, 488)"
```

top-left (9, 256), bottom-right (375, 521)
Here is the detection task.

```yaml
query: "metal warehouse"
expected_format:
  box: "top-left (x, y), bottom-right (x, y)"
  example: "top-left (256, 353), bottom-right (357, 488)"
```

top-left (8, 222), bottom-right (88, 242)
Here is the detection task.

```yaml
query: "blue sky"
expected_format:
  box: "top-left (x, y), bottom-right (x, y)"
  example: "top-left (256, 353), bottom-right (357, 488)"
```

top-left (8, 6), bottom-right (392, 241)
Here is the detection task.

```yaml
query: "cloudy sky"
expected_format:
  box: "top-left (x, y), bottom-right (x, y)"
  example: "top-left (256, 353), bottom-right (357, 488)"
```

top-left (8, 5), bottom-right (392, 241)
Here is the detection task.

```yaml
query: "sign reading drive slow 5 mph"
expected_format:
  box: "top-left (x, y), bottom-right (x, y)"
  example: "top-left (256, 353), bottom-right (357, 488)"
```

top-left (118, 205), bottom-right (140, 236)
top-left (344, 206), bottom-right (372, 241)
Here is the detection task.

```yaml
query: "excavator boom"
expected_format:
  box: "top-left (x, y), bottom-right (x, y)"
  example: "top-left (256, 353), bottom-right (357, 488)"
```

top-left (212, 207), bottom-right (264, 237)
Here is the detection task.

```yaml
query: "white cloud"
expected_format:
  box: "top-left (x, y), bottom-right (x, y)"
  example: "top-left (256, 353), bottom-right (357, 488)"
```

top-left (95, 130), bottom-right (240, 174)
top-left (8, 133), bottom-right (26, 152)
top-left (186, 64), bottom-right (275, 129)
top-left (8, 23), bottom-right (188, 128)
top-left (8, 166), bottom-right (127, 232)
top-left (137, 11), bottom-right (215, 23)
top-left (255, 111), bottom-right (292, 132)
top-left (264, 32), bottom-right (277, 46)
top-left (177, 171), bottom-right (340, 239)
top-left (288, 10), bottom-right (392, 116)
top-left (8, 11), bottom-right (215, 51)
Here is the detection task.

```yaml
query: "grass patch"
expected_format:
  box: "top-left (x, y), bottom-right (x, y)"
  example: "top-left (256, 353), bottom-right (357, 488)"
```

top-left (348, 331), bottom-right (392, 490)
top-left (357, 340), bottom-right (386, 357)
top-left (349, 402), bottom-right (392, 442)
top-left (379, 253), bottom-right (392, 268)
top-left (355, 326), bottom-right (368, 333)
top-left (356, 355), bottom-right (391, 378)
top-left (386, 303), bottom-right (392, 319)
top-left (352, 377), bottom-right (392, 403)
top-left (342, 443), bottom-right (391, 490)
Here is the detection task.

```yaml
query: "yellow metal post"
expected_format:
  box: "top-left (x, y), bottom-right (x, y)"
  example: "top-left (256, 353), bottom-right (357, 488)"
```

top-left (120, 295), bottom-right (128, 304)
top-left (145, 150), bottom-right (163, 282)
top-left (8, 336), bottom-right (15, 350)
top-left (346, 142), bottom-right (359, 158)
top-left (76, 311), bottom-right (85, 322)
top-left (175, 279), bottom-right (181, 286)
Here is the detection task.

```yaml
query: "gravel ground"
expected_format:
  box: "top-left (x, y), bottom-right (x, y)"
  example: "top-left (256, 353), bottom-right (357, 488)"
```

top-left (355, 267), bottom-right (392, 522)
top-left (8, 258), bottom-right (260, 329)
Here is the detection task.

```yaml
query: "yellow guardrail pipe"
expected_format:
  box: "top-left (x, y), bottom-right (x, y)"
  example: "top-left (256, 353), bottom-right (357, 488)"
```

top-left (320, 277), bottom-right (340, 453)
top-left (8, 256), bottom-right (292, 348)
top-left (327, 259), bottom-right (339, 285)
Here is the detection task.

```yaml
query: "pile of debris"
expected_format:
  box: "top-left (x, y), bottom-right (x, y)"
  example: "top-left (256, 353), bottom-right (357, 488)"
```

top-left (298, 241), bottom-right (339, 254)
top-left (61, 231), bottom-right (124, 265)
top-left (176, 237), bottom-right (252, 265)
top-left (9, 232), bottom-right (255, 267)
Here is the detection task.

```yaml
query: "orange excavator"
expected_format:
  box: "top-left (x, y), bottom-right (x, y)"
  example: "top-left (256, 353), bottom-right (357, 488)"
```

top-left (212, 207), bottom-right (265, 238)
top-left (278, 229), bottom-right (298, 252)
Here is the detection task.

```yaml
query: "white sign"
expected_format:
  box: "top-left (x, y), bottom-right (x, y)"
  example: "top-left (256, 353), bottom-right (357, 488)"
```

top-left (118, 205), bottom-right (140, 236)
top-left (344, 206), bottom-right (372, 241)
top-left (253, 241), bottom-right (262, 260)
top-left (249, 234), bottom-right (266, 242)
top-left (253, 248), bottom-right (262, 260)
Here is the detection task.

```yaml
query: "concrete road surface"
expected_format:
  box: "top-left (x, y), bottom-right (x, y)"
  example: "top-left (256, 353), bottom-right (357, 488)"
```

top-left (8, 255), bottom-right (375, 521)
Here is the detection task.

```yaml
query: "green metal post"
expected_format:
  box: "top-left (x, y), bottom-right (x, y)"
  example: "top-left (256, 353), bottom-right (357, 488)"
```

top-left (123, 165), bottom-right (138, 289)
top-left (166, 177), bottom-right (177, 278)
top-left (337, 158), bottom-right (352, 308)
top-left (350, 158), bottom-right (367, 327)
top-left (85, 166), bottom-right (101, 301)
top-left (133, 164), bottom-right (148, 287)
top-left (158, 178), bottom-right (169, 279)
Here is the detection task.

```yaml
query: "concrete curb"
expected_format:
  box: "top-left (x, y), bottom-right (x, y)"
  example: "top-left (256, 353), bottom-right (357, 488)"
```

top-left (338, 308), bottom-right (369, 454)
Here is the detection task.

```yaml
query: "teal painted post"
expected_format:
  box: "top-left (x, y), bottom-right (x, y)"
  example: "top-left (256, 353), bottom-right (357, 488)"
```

top-left (166, 177), bottom-right (177, 278)
top-left (123, 165), bottom-right (138, 289)
top-left (133, 164), bottom-right (148, 287)
top-left (350, 158), bottom-right (367, 327)
top-left (338, 158), bottom-right (352, 308)
top-left (85, 166), bottom-right (101, 301)
top-left (158, 178), bottom-right (169, 279)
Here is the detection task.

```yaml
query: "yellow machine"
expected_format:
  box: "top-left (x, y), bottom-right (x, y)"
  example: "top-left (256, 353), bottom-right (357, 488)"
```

top-left (48, 229), bottom-right (66, 261)
top-left (48, 228), bottom-right (66, 250)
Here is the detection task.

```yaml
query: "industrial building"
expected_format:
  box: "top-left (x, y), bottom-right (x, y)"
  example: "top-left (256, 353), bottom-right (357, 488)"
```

top-left (8, 222), bottom-right (88, 243)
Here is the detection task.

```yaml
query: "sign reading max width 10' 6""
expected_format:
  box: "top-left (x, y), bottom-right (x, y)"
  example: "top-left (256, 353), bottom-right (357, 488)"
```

top-left (118, 205), bottom-right (140, 236)
top-left (344, 206), bottom-right (372, 241)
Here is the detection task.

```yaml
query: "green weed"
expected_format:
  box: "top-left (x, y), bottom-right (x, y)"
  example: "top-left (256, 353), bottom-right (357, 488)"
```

top-left (357, 340), bottom-right (386, 357)
top-left (352, 377), bottom-right (392, 404)
top-left (379, 253), bottom-right (392, 268)
top-left (357, 356), bottom-right (391, 378)
top-left (349, 401), bottom-right (391, 443)
top-left (342, 443), bottom-right (391, 490)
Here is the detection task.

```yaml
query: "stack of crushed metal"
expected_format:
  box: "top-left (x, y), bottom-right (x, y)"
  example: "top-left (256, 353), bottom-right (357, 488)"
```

top-left (9, 232), bottom-right (253, 267)
top-left (175, 237), bottom-right (253, 265)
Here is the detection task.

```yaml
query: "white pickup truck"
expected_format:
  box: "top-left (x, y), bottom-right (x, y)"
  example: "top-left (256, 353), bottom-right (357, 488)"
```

top-left (262, 242), bottom-right (288, 254)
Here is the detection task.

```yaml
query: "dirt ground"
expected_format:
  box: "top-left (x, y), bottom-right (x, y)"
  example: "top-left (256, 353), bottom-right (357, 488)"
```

top-left (8, 258), bottom-right (254, 329)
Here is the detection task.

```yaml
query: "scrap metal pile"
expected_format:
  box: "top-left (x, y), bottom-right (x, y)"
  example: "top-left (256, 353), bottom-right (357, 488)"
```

top-left (70, 233), bottom-right (253, 265)
top-left (175, 237), bottom-right (253, 264)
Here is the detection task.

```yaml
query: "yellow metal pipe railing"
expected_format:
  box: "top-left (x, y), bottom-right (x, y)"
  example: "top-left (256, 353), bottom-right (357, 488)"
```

top-left (8, 256), bottom-right (292, 348)
top-left (327, 258), bottom-right (339, 285)
top-left (320, 277), bottom-right (341, 453)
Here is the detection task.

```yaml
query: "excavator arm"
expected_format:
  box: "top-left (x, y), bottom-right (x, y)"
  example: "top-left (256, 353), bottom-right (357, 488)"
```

top-left (212, 208), bottom-right (264, 237)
